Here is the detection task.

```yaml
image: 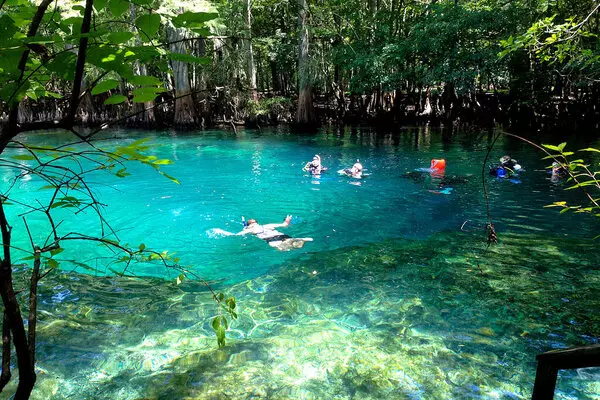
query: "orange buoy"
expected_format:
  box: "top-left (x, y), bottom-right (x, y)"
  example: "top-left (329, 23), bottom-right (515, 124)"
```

top-left (430, 159), bottom-right (446, 172)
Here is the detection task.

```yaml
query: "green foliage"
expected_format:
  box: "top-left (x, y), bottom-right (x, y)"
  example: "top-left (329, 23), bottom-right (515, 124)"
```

top-left (541, 142), bottom-right (600, 224)
top-left (0, 0), bottom-right (218, 110)
top-left (499, 2), bottom-right (600, 82)
top-left (211, 293), bottom-right (238, 348)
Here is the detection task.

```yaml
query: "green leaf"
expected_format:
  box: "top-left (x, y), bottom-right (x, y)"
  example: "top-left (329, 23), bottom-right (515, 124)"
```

top-left (107, 31), bottom-right (134, 44)
top-left (139, 243), bottom-right (146, 251)
top-left (116, 168), bottom-right (130, 177)
top-left (167, 52), bottom-right (211, 64)
top-left (104, 94), bottom-right (127, 105)
top-left (11, 154), bottom-right (35, 160)
top-left (109, 0), bottom-right (129, 18)
top-left (542, 144), bottom-right (560, 151)
top-left (129, 75), bottom-right (162, 86)
top-left (45, 52), bottom-right (77, 80)
top-left (152, 159), bottom-right (173, 165)
top-left (176, 273), bottom-right (185, 285)
top-left (190, 27), bottom-right (211, 36)
top-left (557, 142), bottom-right (567, 152)
top-left (226, 297), bottom-right (236, 310)
top-left (136, 13), bottom-right (161, 39)
top-left (172, 11), bottom-right (218, 29)
top-left (91, 79), bottom-right (120, 95)
top-left (132, 93), bottom-right (158, 103)
top-left (216, 325), bottom-right (226, 348)
top-left (47, 259), bottom-right (59, 269)
top-left (580, 148), bottom-right (600, 153)
top-left (50, 247), bottom-right (64, 256)
top-left (212, 316), bottom-right (220, 331)
top-left (94, 0), bottom-right (108, 11)
top-left (159, 171), bottom-right (180, 184)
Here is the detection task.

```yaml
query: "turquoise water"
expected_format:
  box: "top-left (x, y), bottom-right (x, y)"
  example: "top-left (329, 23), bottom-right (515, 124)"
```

top-left (1, 126), bottom-right (599, 399)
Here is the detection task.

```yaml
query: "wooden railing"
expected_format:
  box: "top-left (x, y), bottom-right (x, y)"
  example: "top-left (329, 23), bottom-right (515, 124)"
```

top-left (532, 344), bottom-right (600, 399)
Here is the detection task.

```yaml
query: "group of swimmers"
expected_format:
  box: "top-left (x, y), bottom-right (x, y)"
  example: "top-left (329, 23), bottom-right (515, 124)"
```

top-left (489, 155), bottom-right (566, 182)
top-left (226, 153), bottom-right (567, 252)
top-left (302, 154), bottom-right (364, 179)
top-left (226, 155), bottom-right (364, 251)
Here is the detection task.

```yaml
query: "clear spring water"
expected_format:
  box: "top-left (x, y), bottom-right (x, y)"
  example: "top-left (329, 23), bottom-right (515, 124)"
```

top-left (1, 126), bottom-right (599, 399)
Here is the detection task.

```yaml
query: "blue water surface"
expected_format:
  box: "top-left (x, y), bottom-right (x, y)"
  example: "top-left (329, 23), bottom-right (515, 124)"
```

top-left (4, 126), bottom-right (596, 283)
top-left (1, 125), bottom-right (599, 399)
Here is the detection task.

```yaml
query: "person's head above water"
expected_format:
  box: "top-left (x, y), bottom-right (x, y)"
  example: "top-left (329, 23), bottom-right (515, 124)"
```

top-left (500, 155), bottom-right (512, 165)
top-left (246, 219), bottom-right (257, 226)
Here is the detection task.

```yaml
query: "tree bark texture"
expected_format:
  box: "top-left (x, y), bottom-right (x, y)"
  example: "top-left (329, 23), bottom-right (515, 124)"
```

top-left (0, 203), bottom-right (35, 399)
top-left (167, 24), bottom-right (197, 128)
top-left (0, 311), bottom-right (11, 391)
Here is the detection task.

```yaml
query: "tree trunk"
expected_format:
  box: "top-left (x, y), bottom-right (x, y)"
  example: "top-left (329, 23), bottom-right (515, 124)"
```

top-left (0, 203), bottom-right (35, 399)
top-left (0, 311), bottom-right (11, 391)
top-left (296, 0), bottom-right (315, 125)
top-left (167, 24), bottom-right (197, 128)
top-left (245, 0), bottom-right (258, 101)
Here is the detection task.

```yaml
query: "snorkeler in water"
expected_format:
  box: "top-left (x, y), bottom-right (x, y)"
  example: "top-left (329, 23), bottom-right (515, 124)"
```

top-left (490, 155), bottom-right (522, 178)
top-left (238, 215), bottom-right (313, 251)
top-left (340, 159), bottom-right (364, 178)
top-left (303, 155), bottom-right (327, 175)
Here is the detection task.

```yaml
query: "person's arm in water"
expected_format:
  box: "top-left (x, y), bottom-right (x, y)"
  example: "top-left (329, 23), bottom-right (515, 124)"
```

top-left (263, 215), bottom-right (292, 230)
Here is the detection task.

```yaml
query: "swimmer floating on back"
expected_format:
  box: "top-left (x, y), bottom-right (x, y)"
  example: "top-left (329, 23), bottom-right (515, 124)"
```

top-left (238, 215), bottom-right (313, 251)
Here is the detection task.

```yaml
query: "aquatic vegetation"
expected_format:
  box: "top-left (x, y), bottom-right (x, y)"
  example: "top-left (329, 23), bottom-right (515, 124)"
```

top-left (12, 228), bottom-right (599, 399)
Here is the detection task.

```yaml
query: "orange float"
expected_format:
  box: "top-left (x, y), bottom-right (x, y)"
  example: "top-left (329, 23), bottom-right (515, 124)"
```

top-left (430, 159), bottom-right (446, 172)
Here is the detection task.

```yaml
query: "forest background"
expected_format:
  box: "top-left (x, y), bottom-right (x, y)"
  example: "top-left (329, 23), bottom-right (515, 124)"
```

top-left (2, 0), bottom-right (599, 131)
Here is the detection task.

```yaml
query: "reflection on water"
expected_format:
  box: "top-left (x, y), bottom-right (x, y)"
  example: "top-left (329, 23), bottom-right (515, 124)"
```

top-left (1, 126), bottom-right (599, 399)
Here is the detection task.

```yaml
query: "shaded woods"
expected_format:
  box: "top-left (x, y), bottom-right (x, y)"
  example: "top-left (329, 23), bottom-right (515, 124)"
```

top-left (2, 0), bottom-right (600, 131)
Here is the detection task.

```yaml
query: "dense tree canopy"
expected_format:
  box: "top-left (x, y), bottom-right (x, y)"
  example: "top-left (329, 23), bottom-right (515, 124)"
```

top-left (1, 0), bottom-right (598, 128)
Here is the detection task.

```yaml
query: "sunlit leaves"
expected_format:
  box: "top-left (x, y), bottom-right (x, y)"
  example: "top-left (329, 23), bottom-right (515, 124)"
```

top-left (211, 293), bottom-right (238, 348)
